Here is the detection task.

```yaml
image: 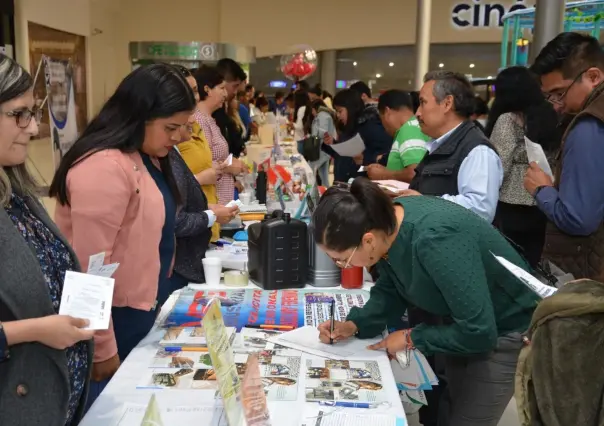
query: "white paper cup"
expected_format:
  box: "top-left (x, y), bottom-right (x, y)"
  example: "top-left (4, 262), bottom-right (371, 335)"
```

top-left (202, 257), bottom-right (222, 286)
top-left (239, 192), bottom-right (252, 205)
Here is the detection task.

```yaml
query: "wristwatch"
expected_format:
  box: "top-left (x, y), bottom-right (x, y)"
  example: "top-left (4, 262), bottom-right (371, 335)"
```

top-left (0, 322), bottom-right (9, 362)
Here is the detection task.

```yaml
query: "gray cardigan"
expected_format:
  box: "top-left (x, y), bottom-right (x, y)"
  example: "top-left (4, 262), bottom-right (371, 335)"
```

top-left (0, 193), bottom-right (93, 426)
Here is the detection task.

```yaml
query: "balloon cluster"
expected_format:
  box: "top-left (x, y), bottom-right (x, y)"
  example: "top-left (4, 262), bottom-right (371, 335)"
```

top-left (280, 47), bottom-right (318, 81)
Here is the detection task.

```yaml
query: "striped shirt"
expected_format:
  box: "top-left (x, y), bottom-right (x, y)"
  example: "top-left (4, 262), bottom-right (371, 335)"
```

top-left (387, 116), bottom-right (431, 170)
top-left (194, 109), bottom-right (234, 205)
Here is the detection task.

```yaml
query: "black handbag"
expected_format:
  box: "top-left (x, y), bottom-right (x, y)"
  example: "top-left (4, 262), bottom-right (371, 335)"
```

top-left (300, 136), bottom-right (321, 162)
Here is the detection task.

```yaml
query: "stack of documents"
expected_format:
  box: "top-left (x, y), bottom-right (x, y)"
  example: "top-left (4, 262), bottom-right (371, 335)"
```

top-left (391, 349), bottom-right (438, 412)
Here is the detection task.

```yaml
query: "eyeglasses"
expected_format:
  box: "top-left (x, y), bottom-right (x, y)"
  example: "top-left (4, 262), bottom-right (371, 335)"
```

top-left (544, 69), bottom-right (587, 105)
top-left (334, 246), bottom-right (358, 269)
top-left (5, 108), bottom-right (43, 129)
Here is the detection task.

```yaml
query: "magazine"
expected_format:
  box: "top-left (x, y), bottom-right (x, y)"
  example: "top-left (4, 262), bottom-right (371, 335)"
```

top-left (161, 289), bottom-right (369, 330)
top-left (236, 327), bottom-right (288, 351)
top-left (305, 358), bottom-right (387, 404)
top-left (159, 326), bottom-right (236, 347)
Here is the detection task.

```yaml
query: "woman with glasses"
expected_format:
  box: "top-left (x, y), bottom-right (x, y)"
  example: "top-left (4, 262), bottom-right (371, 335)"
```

top-left (314, 178), bottom-right (539, 426)
top-left (50, 63), bottom-right (196, 409)
top-left (485, 66), bottom-right (561, 267)
top-left (0, 55), bottom-right (94, 425)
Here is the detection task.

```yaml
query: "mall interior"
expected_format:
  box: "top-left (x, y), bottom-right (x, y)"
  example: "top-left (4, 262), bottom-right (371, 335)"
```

top-left (0, 0), bottom-right (595, 425)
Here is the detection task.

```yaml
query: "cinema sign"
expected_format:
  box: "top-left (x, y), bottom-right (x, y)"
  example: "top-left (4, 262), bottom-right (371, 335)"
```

top-left (452, 0), bottom-right (532, 28)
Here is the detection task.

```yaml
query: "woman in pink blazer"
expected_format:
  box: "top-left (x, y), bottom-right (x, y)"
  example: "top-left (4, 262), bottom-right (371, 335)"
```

top-left (49, 63), bottom-right (196, 410)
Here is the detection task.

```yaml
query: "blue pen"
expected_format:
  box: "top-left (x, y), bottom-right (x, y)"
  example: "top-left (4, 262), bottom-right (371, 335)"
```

top-left (318, 401), bottom-right (379, 409)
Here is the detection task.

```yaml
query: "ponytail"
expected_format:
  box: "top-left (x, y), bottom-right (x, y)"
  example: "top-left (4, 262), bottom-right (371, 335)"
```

top-left (312, 178), bottom-right (396, 251)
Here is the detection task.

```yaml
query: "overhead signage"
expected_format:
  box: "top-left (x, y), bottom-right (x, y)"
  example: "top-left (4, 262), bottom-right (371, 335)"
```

top-left (452, 0), bottom-right (530, 28)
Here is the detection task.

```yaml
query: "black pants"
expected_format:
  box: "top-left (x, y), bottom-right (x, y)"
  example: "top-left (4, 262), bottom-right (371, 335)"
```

top-left (494, 201), bottom-right (547, 267)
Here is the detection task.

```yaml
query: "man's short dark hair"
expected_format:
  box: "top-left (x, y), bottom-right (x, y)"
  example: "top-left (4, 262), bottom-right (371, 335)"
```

top-left (423, 70), bottom-right (475, 118)
top-left (473, 96), bottom-right (489, 116)
top-left (531, 32), bottom-right (604, 79)
top-left (297, 80), bottom-right (310, 91)
top-left (255, 97), bottom-right (269, 109)
top-left (377, 89), bottom-right (414, 114)
top-left (350, 81), bottom-right (372, 98)
top-left (275, 90), bottom-right (284, 100)
top-left (245, 84), bottom-right (254, 93)
top-left (216, 58), bottom-right (247, 82)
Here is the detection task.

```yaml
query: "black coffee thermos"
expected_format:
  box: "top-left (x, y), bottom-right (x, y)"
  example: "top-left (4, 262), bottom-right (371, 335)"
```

top-left (256, 170), bottom-right (267, 204)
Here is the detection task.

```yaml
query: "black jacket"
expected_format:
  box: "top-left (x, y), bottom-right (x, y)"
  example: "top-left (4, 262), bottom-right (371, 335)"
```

top-left (410, 120), bottom-right (496, 196)
top-left (170, 150), bottom-right (212, 283)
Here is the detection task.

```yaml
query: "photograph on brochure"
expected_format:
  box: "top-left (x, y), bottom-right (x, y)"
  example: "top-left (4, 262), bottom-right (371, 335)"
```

top-left (159, 326), bottom-right (237, 347)
top-left (237, 327), bottom-right (289, 351)
top-left (305, 359), bottom-right (386, 403)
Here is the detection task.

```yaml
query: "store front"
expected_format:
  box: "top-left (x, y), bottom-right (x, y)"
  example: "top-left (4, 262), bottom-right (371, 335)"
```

top-left (129, 41), bottom-right (256, 71)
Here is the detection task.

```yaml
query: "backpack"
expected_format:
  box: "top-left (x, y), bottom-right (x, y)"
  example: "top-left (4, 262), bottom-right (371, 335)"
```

top-left (515, 279), bottom-right (604, 426)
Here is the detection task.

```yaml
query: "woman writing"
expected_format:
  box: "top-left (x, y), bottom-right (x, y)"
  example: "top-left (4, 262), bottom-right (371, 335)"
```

top-left (193, 66), bottom-right (247, 205)
top-left (0, 55), bottom-right (93, 426)
top-left (315, 178), bottom-right (539, 426)
top-left (50, 63), bottom-right (196, 407)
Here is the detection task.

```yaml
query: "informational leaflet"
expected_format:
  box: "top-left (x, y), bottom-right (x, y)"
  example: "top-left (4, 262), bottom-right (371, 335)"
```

top-left (330, 133), bottom-right (366, 157)
top-left (524, 136), bottom-right (554, 179)
top-left (305, 358), bottom-right (387, 404)
top-left (117, 403), bottom-right (228, 426)
top-left (300, 407), bottom-right (406, 426)
top-left (162, 289), bottom-right (369, 330)
top-left (159, 326), bottom-right (237, 347)
top-left (493, 254), bottom-right (558, 298)
top-left (58, 271), bottom-right (114, 330)
top-left (241, 354), bottom-right (272, 426)
top-left (202, 299), bottom-right (245, 426)
top-left (237, 327), bottom-right (288, 352)
top-left (143, 347), bottom-right (301, 401)
top-left (86, 251), bottom-right (119, 278)
top-left (269, 326), bottom-right (383, 360)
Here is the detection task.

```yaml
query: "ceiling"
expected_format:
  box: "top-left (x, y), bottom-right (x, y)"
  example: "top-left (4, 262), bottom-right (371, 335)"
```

top-left (250, 43), bottom-right (501, 94)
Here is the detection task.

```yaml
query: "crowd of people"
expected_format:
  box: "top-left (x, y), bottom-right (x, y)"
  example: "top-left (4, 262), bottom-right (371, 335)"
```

top-left (0, 30), bottom-right (604, 426)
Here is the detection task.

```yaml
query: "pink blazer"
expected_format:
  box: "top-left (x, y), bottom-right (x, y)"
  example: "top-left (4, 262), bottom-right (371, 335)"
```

top-left (54, 149), bottom-right (165, 362)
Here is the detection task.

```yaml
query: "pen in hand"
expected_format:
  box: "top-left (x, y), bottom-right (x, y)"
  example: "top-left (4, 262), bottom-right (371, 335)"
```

top-left (329, 299), bottom-right (335, 345)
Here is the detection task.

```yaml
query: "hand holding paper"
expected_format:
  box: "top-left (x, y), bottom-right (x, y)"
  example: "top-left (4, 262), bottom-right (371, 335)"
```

top-left (34, 315), bottom-right (94, 350)
top-left (59, 271), bottom-right (115, 330)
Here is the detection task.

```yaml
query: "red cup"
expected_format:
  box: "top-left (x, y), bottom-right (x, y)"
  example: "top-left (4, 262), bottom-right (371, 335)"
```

top-left (341, 266), bottom-right (364, 289)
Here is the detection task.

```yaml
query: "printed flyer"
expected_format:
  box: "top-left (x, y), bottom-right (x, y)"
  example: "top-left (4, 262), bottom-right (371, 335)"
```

top-left (144, 348), bottom-right (301, 401)
top-left (159, 326), bottom-right (236, 347)
top-left (203, 299), bottom-right (245, 426)
top-left (236, 327), bottom-right (288, 352)
top-left (162, 289), bottom-right (369, 330)
top-left (305, 358), bottom-right (387, 404)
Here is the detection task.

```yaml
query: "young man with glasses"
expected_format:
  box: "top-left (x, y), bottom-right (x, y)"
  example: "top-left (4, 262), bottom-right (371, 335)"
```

top-left (526, 32), bottom-right (604, 281)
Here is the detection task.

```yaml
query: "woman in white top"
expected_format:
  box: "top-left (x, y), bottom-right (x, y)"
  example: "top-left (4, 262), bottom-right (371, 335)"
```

top-left (292, 90), bottom-right (311, 142)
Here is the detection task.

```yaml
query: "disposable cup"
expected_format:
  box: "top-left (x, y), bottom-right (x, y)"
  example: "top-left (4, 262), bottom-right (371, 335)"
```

top-left (202, 257), bottom-right (222, 286)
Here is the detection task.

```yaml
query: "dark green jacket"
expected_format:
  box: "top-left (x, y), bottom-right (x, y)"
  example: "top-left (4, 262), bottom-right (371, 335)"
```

top-left (347, 196), bottom-right (539, 355)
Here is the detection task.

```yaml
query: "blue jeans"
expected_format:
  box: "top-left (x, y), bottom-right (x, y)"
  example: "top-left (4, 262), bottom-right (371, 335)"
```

top-left (310, 152), bottom-right (331, 187)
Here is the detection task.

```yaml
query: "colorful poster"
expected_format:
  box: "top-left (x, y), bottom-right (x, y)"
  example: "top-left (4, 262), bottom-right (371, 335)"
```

top-left (202, 299), bottom-right (245, 426)
top-left (305, 358), bottom-right (387, 404)
top-left (162, 289), bottom-right (369, 330)
top-left (42, 55), bottom-right (78, 168)
top-left (241, 354), bottom-right (272, 426)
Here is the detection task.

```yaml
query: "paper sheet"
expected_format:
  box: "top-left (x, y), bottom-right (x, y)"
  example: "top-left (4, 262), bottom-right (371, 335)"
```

top-left (117, 402), bottom-right (228, 426)
top-left (58, 271), bottom-right (115, 330)
top-left (330, 134), bottom-right (365, 157)
top-left (268, 326), bottom-right (383, 360)
top-left (524, 136), bottom-right (554, 179)
top-left (373, 180), bottom-right (409, 192)
top-left (493, 254), bottom-right (558, 298)
top-left (87, 252), bottom-right (105, 274)
top-left (300, 406), bottom-right (405, 426)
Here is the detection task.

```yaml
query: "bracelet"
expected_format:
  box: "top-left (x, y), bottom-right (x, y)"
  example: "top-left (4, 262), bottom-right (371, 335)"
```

top-left (0, 322), bottom-right (10, 362)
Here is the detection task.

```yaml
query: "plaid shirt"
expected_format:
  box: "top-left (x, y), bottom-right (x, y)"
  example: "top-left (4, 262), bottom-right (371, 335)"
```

top-left (194, 109), bottom-right (234, 205)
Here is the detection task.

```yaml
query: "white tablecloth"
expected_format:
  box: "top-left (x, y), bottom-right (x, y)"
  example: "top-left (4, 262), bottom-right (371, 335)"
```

top-left (79, 282), bottom-right (406, 426)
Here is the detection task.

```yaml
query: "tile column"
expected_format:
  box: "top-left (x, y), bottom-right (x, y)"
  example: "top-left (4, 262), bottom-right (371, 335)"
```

top-left (320, 50), bottom-right (337, 95)
top-left (414, 0), bottom-right (432, 90)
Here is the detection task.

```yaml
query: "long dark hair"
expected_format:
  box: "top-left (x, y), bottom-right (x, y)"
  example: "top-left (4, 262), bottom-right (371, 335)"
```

top-left (50, 63), bottom-right (196, 205)
top-left (293, 90), bottom-right (310, 122)
top-left (312, 177), bottom-right (396, 251)
top-left (332, 89), bottom-right (365, 136)
top-left (485, 66), bottom-right (561, 151)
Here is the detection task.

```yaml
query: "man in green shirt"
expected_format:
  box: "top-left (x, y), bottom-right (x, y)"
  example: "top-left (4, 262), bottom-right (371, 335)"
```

top-left (367, 89), bottom-right (431, 183)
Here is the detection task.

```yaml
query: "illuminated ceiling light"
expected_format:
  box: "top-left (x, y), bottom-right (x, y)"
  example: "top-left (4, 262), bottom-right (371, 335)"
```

top-left (438, 63), bottom-right (444, 68)
top-left (469, 63), bottom-right (475, 68)
top-left (389, 62), bottom-right (394, 67)
top-left (353, 61), bottom-right (358, 66)
top-left (376, 73), bottom-right (382, 78)
top-left (487, 75), bottom-right (493, 79)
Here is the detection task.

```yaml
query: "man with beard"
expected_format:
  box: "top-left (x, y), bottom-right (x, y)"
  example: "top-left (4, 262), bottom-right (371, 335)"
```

top-left (526, 32), bottom-right (604, 281)
top-left (214, 58), bottom-right (248, 157)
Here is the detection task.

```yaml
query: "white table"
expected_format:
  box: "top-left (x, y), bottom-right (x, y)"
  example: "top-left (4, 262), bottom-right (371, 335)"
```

top-left (79, 282), bottom-right (406, 426)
